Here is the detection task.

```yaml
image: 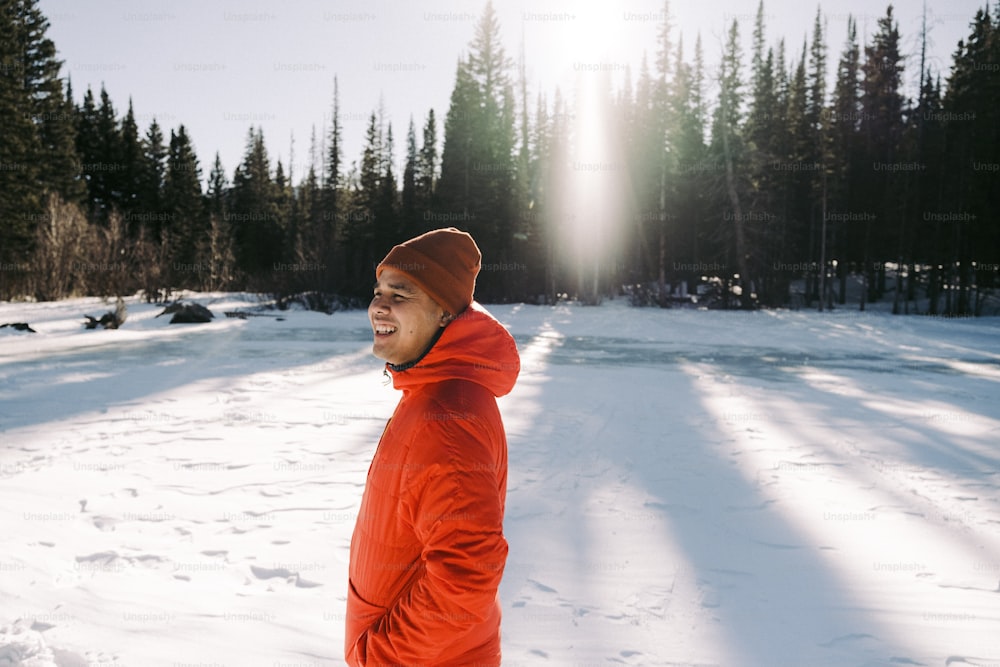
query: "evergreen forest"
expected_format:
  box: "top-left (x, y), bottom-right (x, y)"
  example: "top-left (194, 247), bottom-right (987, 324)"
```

top-left (1, 0), bottom-right (998, 314)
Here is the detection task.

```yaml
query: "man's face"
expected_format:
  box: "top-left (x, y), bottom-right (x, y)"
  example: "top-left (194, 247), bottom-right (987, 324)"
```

top-left (368, 268), bottom-right (448, 366)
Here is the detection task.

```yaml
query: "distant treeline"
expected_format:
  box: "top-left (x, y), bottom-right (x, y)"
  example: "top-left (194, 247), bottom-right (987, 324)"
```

top-left (1, 1), bottom-right (997, 314)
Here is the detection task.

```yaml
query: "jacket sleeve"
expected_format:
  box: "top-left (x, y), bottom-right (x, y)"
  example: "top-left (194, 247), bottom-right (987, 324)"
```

top-left (346, 418), bottom-right (507, 666)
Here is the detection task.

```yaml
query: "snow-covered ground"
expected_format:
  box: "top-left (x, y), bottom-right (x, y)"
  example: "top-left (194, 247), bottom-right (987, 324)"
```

top-left (1, 293), bottom-right (999, 667)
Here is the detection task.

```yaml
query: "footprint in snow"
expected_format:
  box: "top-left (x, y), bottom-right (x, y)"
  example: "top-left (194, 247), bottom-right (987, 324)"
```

top-left (527, 578), bottom-right (557, 594)
top-left (0, 621), bottom-right (57, 666)
top-left (750, 539), bottom-right (802, 550)
top-left (250, 565), bottom-right (296, 580)
top-left (91, 516), bottom-right (117, 531)
top-left (75, 551), bottom-right (118, 565)
top-left (700, 589), bottom-right (722, 608)
top-left (249, 565), bottom-right (322, 588)
top-left (819, 633), bottom-right (878, 648)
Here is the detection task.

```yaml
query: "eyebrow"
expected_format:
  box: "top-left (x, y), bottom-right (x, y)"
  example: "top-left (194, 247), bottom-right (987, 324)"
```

top-left (373, 281), bottom-right (417, 294)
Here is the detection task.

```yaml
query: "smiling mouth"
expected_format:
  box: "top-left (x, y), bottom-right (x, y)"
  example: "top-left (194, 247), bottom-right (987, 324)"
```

top-left (373, 324), bottom-right (397, 336)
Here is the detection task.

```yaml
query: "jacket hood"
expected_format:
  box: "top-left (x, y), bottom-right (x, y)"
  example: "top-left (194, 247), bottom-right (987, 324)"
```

top-left (388, 301), bottom-right (519, 398)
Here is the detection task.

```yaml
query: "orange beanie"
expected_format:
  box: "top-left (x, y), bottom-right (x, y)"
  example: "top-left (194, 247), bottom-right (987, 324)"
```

top-left (376, 227), bottom-right (481, 315)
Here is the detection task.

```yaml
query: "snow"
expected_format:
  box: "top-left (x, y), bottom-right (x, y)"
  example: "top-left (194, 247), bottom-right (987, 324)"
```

top-left (1, 293), bottom-right (999, 666)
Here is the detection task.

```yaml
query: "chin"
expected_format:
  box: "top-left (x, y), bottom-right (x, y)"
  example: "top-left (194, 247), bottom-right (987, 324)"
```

top-left (372, 343), bottom-right (395, 364)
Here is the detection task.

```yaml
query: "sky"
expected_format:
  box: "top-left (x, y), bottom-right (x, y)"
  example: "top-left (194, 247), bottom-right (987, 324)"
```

top-left (37, 0), bottom-right (989, 186)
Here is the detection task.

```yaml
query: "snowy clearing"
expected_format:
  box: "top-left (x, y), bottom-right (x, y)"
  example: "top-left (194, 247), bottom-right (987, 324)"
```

top-left (1, 294), bottom-right (999, 667)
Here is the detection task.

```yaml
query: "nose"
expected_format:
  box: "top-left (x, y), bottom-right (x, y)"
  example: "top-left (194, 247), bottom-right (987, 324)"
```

top-left (370, 293), bottom-right (389, 314)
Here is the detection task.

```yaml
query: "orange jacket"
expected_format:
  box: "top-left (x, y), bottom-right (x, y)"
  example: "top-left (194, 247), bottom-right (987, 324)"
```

top-left (345, 302), bottom-right (519, 666)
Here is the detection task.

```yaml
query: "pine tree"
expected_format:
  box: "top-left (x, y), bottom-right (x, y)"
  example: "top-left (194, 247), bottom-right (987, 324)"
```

top-left (206, 152), bottom-right (227, 220)
top-left (829, 16), bottom-right (862, 305)
top-left (940, 7), bottom-right (999, 315)
top-left (671, 33), bottom-right (709, 300)
top-left (903, 3), bottom-right (933, 313)
top-left (0, 0), bottom-right (85, 289)
top-left (784, 41), bottom-right (813, 289)
top-left (289, 127), bottom-right (326, 293)
top-left (119, 99), bottom-right (143, 224)
top-left (652, 0), bottom-right (676, 303)
top-left (342, 111), bottom-right (381, 292)
top-left (495, 81), bottom-right (517, 298)
top-left (630, 53), bottom-right (660, 284)
top-left (162, 125), bottom-right (203, 281)
top-left (35, 54), bottom-right (84, 208)
top-left (0, 1), bottom-right (42, 272)
top-left (437, 1), bottom-right (515, 301)
top-left (745, 2), bottom-right (786, 306)
top-left (93, 86), bottom-right (123, 218)
top-left (710, 19), bottom-right (754, 309)
top-left (401, 117), bottom-right (419, 239)
top-left (322, 76), bottom-right (343, 290)
top-left (375, 122), bottom-right (398, 253)
top-left (437, 58), bottom-right (478, 219)
top-left (231, 127), bottom-right (282, 280)
top-left (689, 35), bottom-right (709, 270)
top-left (324, 77), bottom-right (343, 196)
top-left (807, 7), bottom-right (832, 308)
top-left (416, 109), bottom-right (438, 225)
top-left (746, 2), bottom-right (776, 151)
top-left (807, 9), bottom-right (828, 135)
top-left (526, 92), bottom-right (555, 302)
top-left (859, 5), bottom-right (905, 308)
top-left (272, 157), bottom-right (295, 290)
top-left (512, 41), bottom-right (542, 301)
top-left (74, 87), bottom-right (99, 213)
top-left (137, 118), bottom-right (167, 237)
top-left (205, 152), bottom-right (234, 290)
top-left (543, 87), bottom-right (571, 300)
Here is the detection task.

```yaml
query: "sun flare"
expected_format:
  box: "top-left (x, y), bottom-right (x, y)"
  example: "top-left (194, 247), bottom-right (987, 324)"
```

top-left (521, 5), bottom-right (632, 299)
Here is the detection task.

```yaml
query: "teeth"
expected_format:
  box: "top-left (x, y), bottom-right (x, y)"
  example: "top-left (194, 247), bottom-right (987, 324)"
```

top-left (375, 325), bottom-right (396, 334)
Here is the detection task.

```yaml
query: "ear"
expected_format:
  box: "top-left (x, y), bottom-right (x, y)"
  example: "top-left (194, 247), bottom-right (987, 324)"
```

top-left (439, 311), bottom-right (454, 327)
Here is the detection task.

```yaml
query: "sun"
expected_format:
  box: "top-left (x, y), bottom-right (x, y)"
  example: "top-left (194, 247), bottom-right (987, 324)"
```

top-left (516, 3), bottom-right (635, 299)
top-left (519, 3), bottom-right (630, 95)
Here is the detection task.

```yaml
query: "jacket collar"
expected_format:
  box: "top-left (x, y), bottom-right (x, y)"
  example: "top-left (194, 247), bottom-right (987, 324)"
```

top-left (385, 302), bottom-right (520, 398)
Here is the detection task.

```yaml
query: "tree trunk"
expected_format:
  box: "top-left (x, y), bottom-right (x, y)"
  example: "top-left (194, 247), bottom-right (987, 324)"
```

top-left (927, 264), bottom-right (940, 315)
top-left (658, 167), bottom-right (667, 304)
top-left (819, 171), bottom-right (828, 311)
top-left (721, 115), bottom-right (751, 310)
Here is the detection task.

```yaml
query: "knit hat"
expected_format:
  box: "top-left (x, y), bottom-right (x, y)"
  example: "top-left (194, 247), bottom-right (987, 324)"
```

top-left (376, 227), bottom-right (481, 315)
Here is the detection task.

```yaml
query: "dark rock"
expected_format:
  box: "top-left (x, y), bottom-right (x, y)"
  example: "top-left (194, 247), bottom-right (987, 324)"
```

top-left (157, 302), bottom-right (214, 324)
top-left (0, 322), bottom-right (35, 333)
top-left (83, 298), bottom-right (127, 330)
top-left (224, 310), bottom-right (283, 320)
top-left (156, 302), bottom-right (185, 317)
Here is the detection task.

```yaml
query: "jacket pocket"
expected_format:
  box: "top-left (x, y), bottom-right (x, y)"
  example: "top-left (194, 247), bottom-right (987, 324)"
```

top-left (344, 580), bottom-right (388, 662)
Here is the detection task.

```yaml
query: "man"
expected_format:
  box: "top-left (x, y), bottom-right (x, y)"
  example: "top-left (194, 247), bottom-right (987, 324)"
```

top-left (345, 227), bottom-right (519, 666)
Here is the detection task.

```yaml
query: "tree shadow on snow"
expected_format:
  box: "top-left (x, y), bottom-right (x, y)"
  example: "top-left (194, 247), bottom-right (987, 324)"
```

top-left (499, 320), bottom-right (934, 666)
top-left (0, 322), bottom-right (381, 436)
